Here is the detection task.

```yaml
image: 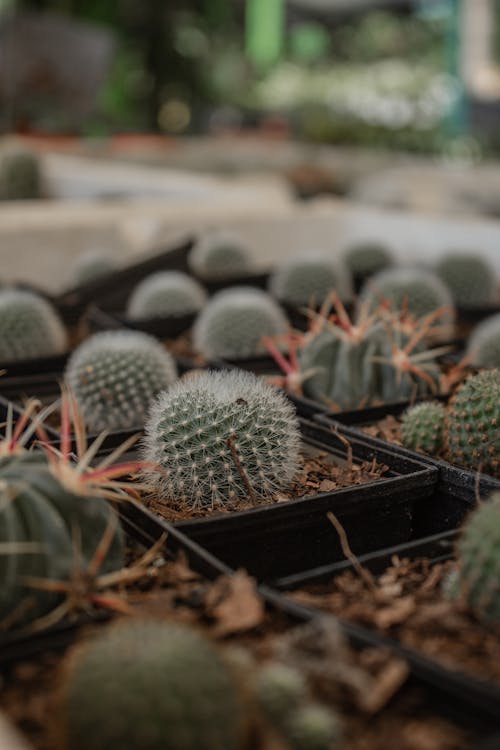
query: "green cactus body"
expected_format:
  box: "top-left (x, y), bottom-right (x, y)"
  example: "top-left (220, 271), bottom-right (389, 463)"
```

top-left (0, 289), bottom-right (67, 363)
top-left (65, 331), bottom-right (177, 433)
top-left (193, 287), bottom-right (288, 360)
top-left (0, 452), bottom-right (124, 623)
top-left (127, 271), bottom-right (207, 319)
top-left (446, 370), bottom-right (500, 476)
top-left (189, 233), bottom-right (252, 280)
top-left (72, 252), bottom-right (116, 286)
top-left (344, 242), bottom-right (393, 279)
top-left (436, 254), bottom-right (497, 308)
top-left (269, 253), bottom-right (350, 307)
top-left (58, 620), bottom-right (247, 750)
top-left (360, 268), bottom-right (455, 324)
top-left (254, 663), bottom-right (307, 726)
top-left (0, 147), bottom-right (42, 200)
top-left (448, 494), bottom-right (500, 622)
top-left (401, 402), bottom-right (446, 454)
top-left (466, 313), bottom-right (500, 368)
top-left (284, 704), bottom-right (341, 750)
top-left (142, 370), bottom-right (301, 508)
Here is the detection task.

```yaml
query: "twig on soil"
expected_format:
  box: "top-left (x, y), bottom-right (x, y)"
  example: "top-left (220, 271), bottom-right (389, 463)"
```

top-left (326, 511), bottom-right (377, 592)
top-left (227, 433), bottom-right (257, 504)
top-left (331, 426), bottom-right (353, 471)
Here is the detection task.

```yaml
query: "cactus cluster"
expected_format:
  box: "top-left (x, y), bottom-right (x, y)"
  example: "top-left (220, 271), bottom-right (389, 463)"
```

top-left (65, 330), bottom-right (177, 433)
top-left (72, 251), bottom-right (116, 287)
top-left (127, 271), bottom-right (207, 320)
top-left (57, 619), bottom-right (247, 750)
top-left (189, 233), bottom-right (252, 280)
top-left (344, 242), bottom-right (393, 281)
top-left (446, 494), bottom-right (500, 623)
top-left (269, 252), bottom-right (350, 308)
top-left (435, 253), bottom-right (497, 308)
top-left (466, 313), bottom-right (500, 368)
top-left (0, 289), bottom-right (67, 363)
top-left (0, 146), bottom-right (42, 200)
top-left (400, 401), bottom-right (446, 455)
top-left (142, 369), bottom-right (301, 508)
top-left (193, 287), bottom-right (288, 360)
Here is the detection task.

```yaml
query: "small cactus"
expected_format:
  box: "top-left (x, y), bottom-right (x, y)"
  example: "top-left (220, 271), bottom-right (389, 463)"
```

top-left (72, 251), bottom-right (116, 286)
top-left (446, 494), bottom-right (500, 622)
top-left (284, 704), bottom-right (341, 750)
top-left (446, 370), bottom-right (500, 476)
top-left (57, 619), bottom-right (247, 750)
top-left (435, 253), bottom-right (497, 308)
top-left (466, 313), bottom-right (500, 368)
top-left (254, 663), bottom-right (307, 725)
top-left (0, 289), bottom-right (67, 363)
top-left (0, 146), bottom-right (42, 200)
top-left (127, 271), bottom-right (207, 320)
top-left (401, 401), bottom-right (446, 454)
top-left (189, 232), bottom-right (252, 280)
top-left (269, 252), bottom-right (350, 307)
top-left (65, 331), bottom-right (177, 433)
top-left (360, 267), bottom-right (455, 326)
top-left (142, 369), bottom-right (301, 508)
top-left (344, 242), bottom-right (393, 281)
top-left (193, 287), bottom-right (288, 360)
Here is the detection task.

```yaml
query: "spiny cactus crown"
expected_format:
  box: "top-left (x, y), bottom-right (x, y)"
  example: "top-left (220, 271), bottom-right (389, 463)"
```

top-left (0, 146), bottom-right (42, 200)
top-left (72, 251), bottom-right (116, 287)
top-left (466, 312), bottom-right (500, 368)
top-left (65, 330), bottom-right (177, 433)
top-left (269, 252), bottom-right (350, 307)
top-left (254, 663), bottom-right (308, 725)
top-left (344, 242), bottom-right (393, 278)
top-left (400, 401), bottom-right (446, 455)
top-left (446, 369), bottom-right (500, 477)
top-left (189, 232), bottom-right (252, 280)
top-left (284, 704), bottom-right (341, 750)
top-left (448, 493), bottom-right (500, 623)
top-left (435, 253), bottom-right (497, 308)
top-left (58, 619), bottom-right (247, 750)
top-left (127, 271), bottom-right (207, 320)
top-left (360, 267), bottom-right (455, 325)
top-left (0, 288), bottom-right (67, 363)
top-left (193, 286), bottom-right (288, 360)
top-left (142, 369), bottom-right (301, 508)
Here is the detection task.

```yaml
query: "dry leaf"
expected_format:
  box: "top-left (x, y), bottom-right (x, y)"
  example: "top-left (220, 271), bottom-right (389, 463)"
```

top-left (207, 570), bottom-right (265, 637)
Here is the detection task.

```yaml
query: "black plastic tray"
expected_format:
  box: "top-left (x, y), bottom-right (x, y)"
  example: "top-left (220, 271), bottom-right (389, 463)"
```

top-left (197, 270), bottom-right (270, 295)
top-left (86, 304), bottom-right (197, 340)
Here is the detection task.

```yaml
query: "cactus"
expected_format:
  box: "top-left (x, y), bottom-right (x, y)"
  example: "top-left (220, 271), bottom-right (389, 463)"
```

top-left (72, 251), bottom-right (116, 287)
top-left (65, 331), bottom-right (177, 433)
top-left (193, 287), bottom-right (288, 360)
top-left (269, 252), bottom-right (350, 307)
top-left (127, 271), bottom-right (207, 320)
top-left (0, 146), bottom-right (42, 200)
top-left (344, 242), bottom-right (393, 280)
top-left (57, 619), bottom-right (247, 750)
top-left (0, 451), bottom-right (124, 624)
top-left (360, 267), bottom-right (455, 326)
top-left (446, 494), bottom-right (500, 622)
top-left (142, 369), bottom-right (301, 508)
top-left (189, 232), bottom-right (252, 280)
top-left (284, 704), bottom-right (341, 750)
top-left (254, 663), bottom-right (307, 725)
top-left (435, 253), bottom-right (497, 308)
top-left (446, 370), bottom-right (500, 476)
top-left (0, 289), bottom-right (67, 363)
top-left (466, 313), bottom-right (500, 368)
top-left (400, 401), bottom-right (446, 454)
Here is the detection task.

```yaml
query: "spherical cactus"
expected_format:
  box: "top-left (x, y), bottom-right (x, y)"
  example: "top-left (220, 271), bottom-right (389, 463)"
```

top-left (446, 370), bottom-right (500, 476)
top-left (344, 242), bottom-right (393, 280)
top-left (72, 251), bottom-right (116, 287)
top-left (360, 268), bottom-right (455, 325)
top-left (269, 252), bottom-right (350, 307)
top-left (0, 289), bottom-right (67, 363)
top-left (193, 287), bottom-right (288, 360)
top-left (0, 146), bottom-right (42, 200)
top-left (142, 369), bottom-right (301, 508)
top-left (189, 232), bottom-right (252, 280)
top-left (435, 253), bottom-right (497, 308)
top-left (284, 704), bottom-right (341, 750)
top-left (254, 663), bottom-right (307, 726)
top-left (56, 619), bottom-right (248, 750)
top-left (65, 331), bottom-right (177, 433)
top-left (446, 494), bottom-right (500, 622)
top-left (466, 313), bottom-right (500, 368)
top-left (127, 271), bottom-right (207, 320)
top-left (400, 401), bottom-right (446, 455)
